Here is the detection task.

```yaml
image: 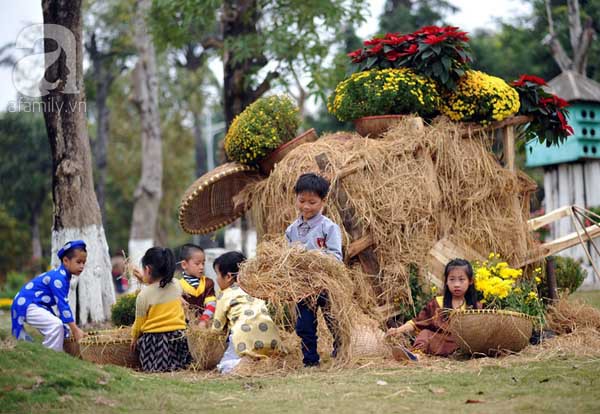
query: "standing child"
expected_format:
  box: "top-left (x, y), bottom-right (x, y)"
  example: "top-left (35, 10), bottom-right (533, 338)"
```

top-left (11, 240), bottom-right (87, 351)
top-left (386, 258), bottom-right (482, 358)
top-left (178, 244), bottom-right (216, 327)
top-left (285, 173), bottom-right (343, 367)
top-left (131, 247), bottom-right (191, 372)
top-left (211, 252), bottom-right (280, 374)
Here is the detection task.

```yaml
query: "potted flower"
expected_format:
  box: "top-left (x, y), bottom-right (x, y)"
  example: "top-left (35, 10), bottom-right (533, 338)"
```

top-left (327, 67), bottom-right (440, 136)
top-left (440, 70), bottom-right (521, 124)
top-left (511, 74), bottom-right (574, 147)
top-left (347, 26), bottom-right (472, 90)
top-left (224, 95), bottom-right (317, 174)
top-left (449, 253), bottom-right (544, 355)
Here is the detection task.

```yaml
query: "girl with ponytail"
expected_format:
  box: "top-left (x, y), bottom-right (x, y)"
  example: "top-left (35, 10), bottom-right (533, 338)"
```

top-left (130, 247), bottom-right (191, 372)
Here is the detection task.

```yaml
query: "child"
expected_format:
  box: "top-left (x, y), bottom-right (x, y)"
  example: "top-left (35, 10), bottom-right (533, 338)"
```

top-left (285, 173), bottom-right (343, 367)
top-left (386, 258), bottom-right (482, 358)
top-left (211, 251), bottom-right (280, 374)
top-left (178, 244), bottom-right (216, 327)
top-left (11, 240), bottom-right (87, 351)
top-left (131, 247), bottom-right (191, 372)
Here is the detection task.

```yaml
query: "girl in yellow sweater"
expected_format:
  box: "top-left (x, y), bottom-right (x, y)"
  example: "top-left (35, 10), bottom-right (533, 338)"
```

top-left (130, 247), bottom-right (191, 372)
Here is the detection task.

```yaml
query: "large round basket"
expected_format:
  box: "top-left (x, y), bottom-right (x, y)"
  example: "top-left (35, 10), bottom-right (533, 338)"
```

top-left (187, 329), bottom-right (227, 370)
top-left (354, 115), bottom-right (423, 137)
top-left (179, 162), bottom-right (262, 235)
top-left (449, 309), bottom-right (535, 356)
top-left (258, 128), bottom-right (318, 175)
top-left (79, 328), bottom-right (140, 369)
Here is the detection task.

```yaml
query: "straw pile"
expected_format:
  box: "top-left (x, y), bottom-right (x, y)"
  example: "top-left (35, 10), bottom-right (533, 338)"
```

top-left (238, 238), bottom-right (387, 363)
top-left (242, 117), bottom-right (535, 306)
top-left (545, 298), bottom-right (600, 334)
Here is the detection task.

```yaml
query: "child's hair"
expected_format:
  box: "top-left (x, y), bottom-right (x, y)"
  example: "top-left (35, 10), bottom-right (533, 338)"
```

top-left (141, 247), bottom-right (176, 288)
top-left (178, 243), bottom-right (204, 261)
top-left (293, 173), bottom-right (330, 199)
top-left (213, 251), bottom-right (246, 280)
top-left (442, 258), bottom-right (478, 309)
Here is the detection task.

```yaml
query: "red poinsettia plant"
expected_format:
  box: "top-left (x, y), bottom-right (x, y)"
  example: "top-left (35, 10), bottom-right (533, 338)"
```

top-left (511, 74), bottom-right (574, 147)
top-left (347, 26), bottom-right (472, 90)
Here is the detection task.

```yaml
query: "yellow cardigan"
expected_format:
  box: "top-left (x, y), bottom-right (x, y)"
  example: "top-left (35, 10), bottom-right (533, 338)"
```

top-left (131, 280), bottom-right (186, 340)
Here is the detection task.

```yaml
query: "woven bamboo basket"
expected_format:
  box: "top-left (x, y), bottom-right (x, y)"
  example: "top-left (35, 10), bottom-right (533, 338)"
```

top-left (63, 336), bottom-right (81, 358)
top-left (354, 115), bottom-right (423, 137)
top-left (79, 328), bottom-right (140, 369)
top-left (258, 128), bottom-right (318, 174)
top-left (178, 162), bottom-right (262, 235)
top-left (187, 329), bottom-right (227, 370)
top-left (449, 309), bottom-right (535, 356)
top-left (349, 324), bottom-right (392, 358)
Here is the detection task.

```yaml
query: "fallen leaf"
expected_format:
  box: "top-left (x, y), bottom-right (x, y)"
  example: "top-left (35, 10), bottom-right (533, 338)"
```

top-left (95, 396), bottom-right (117, 407)
top-left (466, 399), bottom-right (485, 404)
top-left (429, 387), bottom-right (446, 395)
top-left (539, 378), bottom-right (550, 383)
top-left (58, 395), bottom-right (74, 403)
top-left (376, 380), bottom-right (388, 386)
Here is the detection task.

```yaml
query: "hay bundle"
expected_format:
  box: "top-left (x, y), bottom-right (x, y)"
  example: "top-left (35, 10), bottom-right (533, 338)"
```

top-left (187, 325), bottom-right (227, 371)
top-left (545, 299), bottom-right (600, 334)
top-left (239, 239), bottom-right (384, 362)
top-left (242, 117), bottom-right (534, 306)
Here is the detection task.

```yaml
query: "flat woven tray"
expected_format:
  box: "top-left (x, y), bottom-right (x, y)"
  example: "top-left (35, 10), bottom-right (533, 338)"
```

top-left (179, 162), bottom-right (262, 234)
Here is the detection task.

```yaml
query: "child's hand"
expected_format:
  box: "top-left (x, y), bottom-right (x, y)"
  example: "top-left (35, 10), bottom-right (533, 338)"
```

top-left (385, 327), bottom-right (403, 338)
top-left (197, 320), bottom-right (208, 329)
top-left (132, 267), bottom-right (144, 283)
top-left (73, 326), bottom-right (85, 342)
top-left (130, 339), bottom-right (137, 352)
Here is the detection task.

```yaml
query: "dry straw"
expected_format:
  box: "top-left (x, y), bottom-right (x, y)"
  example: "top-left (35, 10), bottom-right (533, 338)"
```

top-left (545, 298), bottom-right (600, 334)
top-left (241, 117), bottom-right (535, 307)
top-left (78, 327), bottom-right (139, 368)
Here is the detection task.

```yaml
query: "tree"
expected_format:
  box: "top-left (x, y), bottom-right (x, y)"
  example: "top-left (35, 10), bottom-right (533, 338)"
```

top-left (0, 111), bottom-right (52, 264)
top-left (84, 1), bottom-right (135, 221)
top-left (151, 0), bottom-right (367, 127)
top-left (128, 0), bottom-right (163, 286)
top-left (41, 0), bottom-right (115, 323)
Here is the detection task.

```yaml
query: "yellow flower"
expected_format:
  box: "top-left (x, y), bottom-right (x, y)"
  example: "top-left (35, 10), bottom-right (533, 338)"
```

top-left (535, 276), bottom-right (541, 284)
top-left (431, 286), bottom-right (437, 294)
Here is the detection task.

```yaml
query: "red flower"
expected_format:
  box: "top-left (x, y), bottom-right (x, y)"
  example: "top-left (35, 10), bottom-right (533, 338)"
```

top-left (553, 95), bottom-right (570, 109)
top-left (512, 74), bottom-right (547, 87)
top-left (385, 50), bottom-right (402, 61)
top-left (368, 43), bottom-right (384, 54)
top-left (347, 48), bottom-right (364, 63)
top-left (414, 26), bottom-right (444, 35)
top-left (364, 37), bottom-right (383, 46)
top-left (556, 111), bottom-right (574, 135)
top-left (424, 34), bottom-right (448, 45)
top-left (398, 43), bottom-right (419, 56)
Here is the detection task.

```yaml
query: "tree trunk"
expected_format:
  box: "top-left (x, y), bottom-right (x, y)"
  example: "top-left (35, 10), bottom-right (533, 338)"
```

top-left (41, 0), bottom-right (115, 324)
top-left (128, 0), bottom-right (163, 288)
top-left (192, 110), bottom-right (208, 178)
top-left (92, 65), bottom-right (112, 222)
top-left (30, 211), bottom-right (42, 262)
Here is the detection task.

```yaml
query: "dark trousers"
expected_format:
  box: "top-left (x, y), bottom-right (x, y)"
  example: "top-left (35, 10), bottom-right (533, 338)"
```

top-left (295, 292), bottom-right (340, 366)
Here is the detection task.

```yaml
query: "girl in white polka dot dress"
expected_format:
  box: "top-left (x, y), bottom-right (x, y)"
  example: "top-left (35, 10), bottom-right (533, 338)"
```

top-left (10, 240), bottom-right (87, 351)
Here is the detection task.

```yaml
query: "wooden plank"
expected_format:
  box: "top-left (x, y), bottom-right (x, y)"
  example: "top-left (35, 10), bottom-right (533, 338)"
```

top-left (503, 125), bottom-right (516, 171)
top-left (346, 234), bottom-right (374, 259)
top-left (315, 153), bottom-right (382, 295)
top-left (519, 224), bottom-right (600, 267)
top-left (337, 160), bottom-right (368, 180)
top-left (527, 206), bottom-right (573, 231)
top-left (460, 115), bottom-right (534, 137)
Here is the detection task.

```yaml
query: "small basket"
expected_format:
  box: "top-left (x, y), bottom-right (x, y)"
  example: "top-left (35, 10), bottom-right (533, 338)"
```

top-left (449, 309), bottom-right (535, 356)
top-left (79, 328), bottom-right (140, 368)
top-left (354, 115), bottom-right (423, 137)
top-left (178, 162), bottom-right (262, 235)
top-left (187, 329), bottom-right (227, 370)
top-left (258, 128), bottom-right (318, 174)
top-left (63, 336), bottom-right (81, 358)
top-left (350, 324), bottom-right (391, 359)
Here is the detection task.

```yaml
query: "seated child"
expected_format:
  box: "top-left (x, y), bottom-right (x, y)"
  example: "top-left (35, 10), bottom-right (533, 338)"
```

top-left (131, 247), bottom-right (191, 372)
top-left (211, 251), bottom-right (280, 374)
top-left (386, 258), bottom-right (482, 358)
top-left (11, 240), bottom-right (87, 351)
top-left (178, 244), bottom-right (216, 327)
top-left (285, 173), bottom-right (343, 367)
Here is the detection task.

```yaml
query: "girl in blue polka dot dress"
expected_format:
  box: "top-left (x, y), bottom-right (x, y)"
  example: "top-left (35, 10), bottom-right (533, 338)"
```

top-left (11, 240), bottom-right (87, 351)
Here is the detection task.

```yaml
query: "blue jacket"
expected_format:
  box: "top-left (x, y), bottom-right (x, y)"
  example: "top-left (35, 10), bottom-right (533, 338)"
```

top-left (285, 212), bottom-right (343, 261)
top-left (11, 264), bottom-right (75, 339)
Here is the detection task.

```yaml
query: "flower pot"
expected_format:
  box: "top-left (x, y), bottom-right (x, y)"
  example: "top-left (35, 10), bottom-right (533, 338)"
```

top-left (258, 128), bottom-right (318, 174)
top-left (354, 115), bottom-right (423, 138)
top-left (449, 309), bottom-right (534, 356)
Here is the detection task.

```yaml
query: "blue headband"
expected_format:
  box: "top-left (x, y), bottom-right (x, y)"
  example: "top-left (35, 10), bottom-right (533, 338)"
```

top-left (57, 240), bottom-right (87, 260)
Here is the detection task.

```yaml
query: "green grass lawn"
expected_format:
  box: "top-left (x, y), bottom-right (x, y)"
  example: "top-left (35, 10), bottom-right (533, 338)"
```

top-left (1, 291), bottom-right (599, 413)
